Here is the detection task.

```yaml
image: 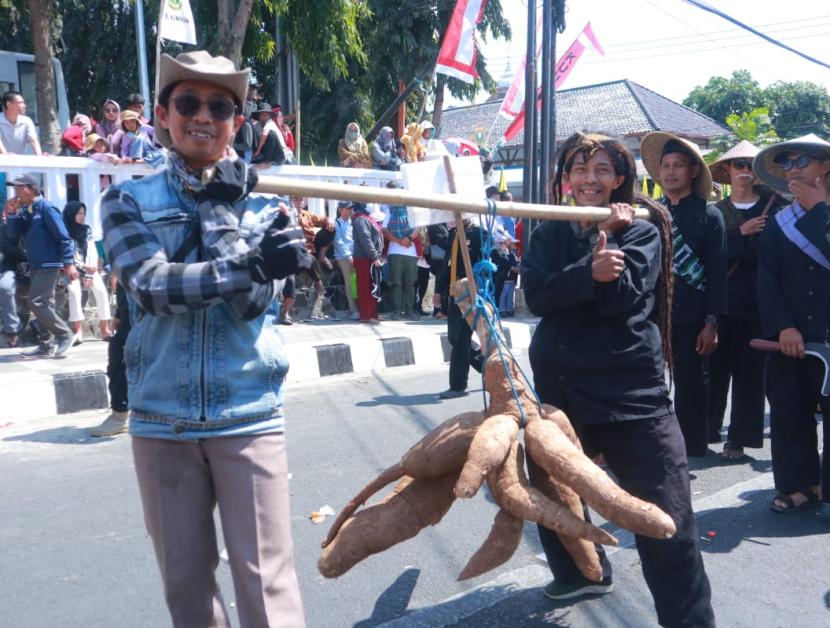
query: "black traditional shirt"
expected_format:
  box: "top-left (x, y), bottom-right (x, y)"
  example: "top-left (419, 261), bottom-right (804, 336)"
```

top-left (521, 219), bottom-right (673, 425)
top-left (664, 194), bottom-right (728, 325)
top-left (758, 201), bottom-right (830, 343)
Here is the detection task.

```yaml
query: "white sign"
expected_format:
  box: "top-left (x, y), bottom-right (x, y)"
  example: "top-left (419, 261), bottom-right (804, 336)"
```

top-left (159, 0), bottom-right (197, 45)
top-left (401, 156), bottom-right (486, 227)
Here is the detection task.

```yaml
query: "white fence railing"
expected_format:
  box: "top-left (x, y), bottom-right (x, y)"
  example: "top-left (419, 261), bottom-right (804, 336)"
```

top-left (0, 154), bottom-right (402, 240)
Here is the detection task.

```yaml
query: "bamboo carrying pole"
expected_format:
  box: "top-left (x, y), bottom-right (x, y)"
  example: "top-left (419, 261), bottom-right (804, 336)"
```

top-left (253, 176), bottom-right (651, 223)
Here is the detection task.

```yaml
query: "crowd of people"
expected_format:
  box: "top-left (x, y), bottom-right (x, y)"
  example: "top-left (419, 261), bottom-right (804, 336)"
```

top-left (1, 47), bottom-right (829, 628)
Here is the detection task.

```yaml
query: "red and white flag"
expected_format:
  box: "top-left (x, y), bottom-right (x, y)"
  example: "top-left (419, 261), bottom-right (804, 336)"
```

top-left (435, 0), bottom-right (488, 84)
top-left (503, 22), bottom-right (604, 142)
top-left (498, 13), bottom-right (543, 120)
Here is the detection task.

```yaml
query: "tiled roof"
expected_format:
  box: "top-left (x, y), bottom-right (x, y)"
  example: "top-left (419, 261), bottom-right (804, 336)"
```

top-left (440, 79), bottom-right (730, 150)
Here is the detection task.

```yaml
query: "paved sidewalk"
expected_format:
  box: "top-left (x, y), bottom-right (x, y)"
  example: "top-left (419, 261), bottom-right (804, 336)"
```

top-left (0, 314), bottom-right (538, 423)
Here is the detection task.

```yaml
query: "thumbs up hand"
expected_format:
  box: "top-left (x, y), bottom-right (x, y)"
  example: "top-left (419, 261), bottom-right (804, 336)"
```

top-left (591, 230), bottom-right (626, 282)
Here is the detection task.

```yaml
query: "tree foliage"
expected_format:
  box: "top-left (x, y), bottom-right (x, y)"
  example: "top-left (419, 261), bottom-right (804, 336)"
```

top-left (704, 107), bottom-right (779, 164)
top-left (684, 69), bottom-right (830, 140)
top-left (0, 0), bottom-right (510, 161)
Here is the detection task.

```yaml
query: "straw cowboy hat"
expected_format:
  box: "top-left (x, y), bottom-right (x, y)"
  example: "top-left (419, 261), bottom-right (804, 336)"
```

top-left (641, 131), bottom-right (713, 200)
top-left (154, 50), bottom-right (250, 148)
top-left (708, 140), bottom-right (760, 184)
top-left (753, 133), bottom-right (830, 194)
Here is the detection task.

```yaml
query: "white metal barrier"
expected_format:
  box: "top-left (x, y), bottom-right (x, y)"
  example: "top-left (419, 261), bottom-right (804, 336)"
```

top-left (0, 154), bottom-right (402, 240)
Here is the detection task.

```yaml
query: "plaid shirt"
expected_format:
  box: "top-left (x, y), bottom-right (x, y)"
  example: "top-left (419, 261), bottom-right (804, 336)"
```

top-left (102, 174), bottom-right (275, 319)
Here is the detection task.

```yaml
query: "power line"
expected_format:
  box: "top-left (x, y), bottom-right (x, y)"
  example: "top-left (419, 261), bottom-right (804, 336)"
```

top-left (682, 0), bottom-right (830, 70)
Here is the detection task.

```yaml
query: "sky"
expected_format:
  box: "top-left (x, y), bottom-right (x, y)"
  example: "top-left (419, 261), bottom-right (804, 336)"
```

top-left (446, 0), bottom-right (830, 108)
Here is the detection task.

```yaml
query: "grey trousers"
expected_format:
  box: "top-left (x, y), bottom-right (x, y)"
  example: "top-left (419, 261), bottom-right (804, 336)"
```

top-left (132, 433), bottom-right (305, 628)
top-left (0, 269), bottom-right (19, 334)
top-left (28, 269), bottom-right (72, 344)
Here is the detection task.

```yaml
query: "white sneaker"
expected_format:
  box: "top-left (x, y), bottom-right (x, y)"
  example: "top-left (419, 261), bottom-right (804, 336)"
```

top-left (72, 332), bottom-right (83, 346)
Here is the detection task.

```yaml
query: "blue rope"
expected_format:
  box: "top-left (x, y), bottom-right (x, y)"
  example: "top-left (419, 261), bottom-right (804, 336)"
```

top-left (468, 200), bottom-right (541, 428)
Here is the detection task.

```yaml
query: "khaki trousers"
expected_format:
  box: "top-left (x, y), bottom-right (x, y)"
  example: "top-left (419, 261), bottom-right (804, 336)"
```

top-left (132, 433), bottom-right (305, 628)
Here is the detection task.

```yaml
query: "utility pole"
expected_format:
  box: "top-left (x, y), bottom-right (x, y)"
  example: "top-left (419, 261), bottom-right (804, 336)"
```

top-left (521, 0), bottom-right (538, 205)
top-left (538, 0), bottom-right (555, 204)
top-left (134, 0), bottom-right (151, 120)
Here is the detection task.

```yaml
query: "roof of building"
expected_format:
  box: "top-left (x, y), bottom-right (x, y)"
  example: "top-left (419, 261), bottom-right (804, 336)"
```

top-left (440, 79), bottom-right (730, 150)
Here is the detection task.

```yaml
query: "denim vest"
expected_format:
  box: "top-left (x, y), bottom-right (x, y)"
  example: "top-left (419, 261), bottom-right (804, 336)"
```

top-left (119, 169), bottom-right (288, 440)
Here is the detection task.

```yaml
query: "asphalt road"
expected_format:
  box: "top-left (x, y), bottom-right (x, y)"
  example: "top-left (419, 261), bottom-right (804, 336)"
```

top-left (1, 355), bottom-right (828, 627)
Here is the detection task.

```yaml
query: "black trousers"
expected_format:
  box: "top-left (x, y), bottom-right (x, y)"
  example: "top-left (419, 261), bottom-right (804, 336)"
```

top-left (671, 322), bottom-right (710, 456)
top-left (446, 299), bottom-right (482, 392)
top-left (527, 414), bottom-right (715, 628)
top-left (106, 316), bottom-right (130, 413)
top-left (768, 353), bottom-right (830, 499)
top-left (414, 265), bottom-right (430, 312)
top-left (707, 316), bottom-right (766, 448)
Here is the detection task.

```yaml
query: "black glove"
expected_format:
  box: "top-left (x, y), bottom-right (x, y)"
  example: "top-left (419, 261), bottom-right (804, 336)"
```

top-left (248, 213), bottom-right (313, 283)
top-left (196, 159), bottom-right (258, 205)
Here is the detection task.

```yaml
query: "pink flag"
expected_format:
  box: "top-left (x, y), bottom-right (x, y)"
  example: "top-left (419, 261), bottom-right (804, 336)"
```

top-left (436, 0), bottom-right (488, 84)
top-left (503, 23), bottom-right (604, 142)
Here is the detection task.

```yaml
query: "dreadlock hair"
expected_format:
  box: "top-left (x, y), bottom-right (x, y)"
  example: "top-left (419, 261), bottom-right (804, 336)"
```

top-left (552, 132), bottom-right (675, 376)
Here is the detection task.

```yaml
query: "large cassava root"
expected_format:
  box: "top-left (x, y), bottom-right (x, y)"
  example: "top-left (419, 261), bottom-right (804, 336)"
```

top-left (323, 410), bottom-right (484, 548)
top-left (458, 508), bottom-right (524, 581)
top-left (319, 471), bottom-right (460, 578)
top-left (525, 417), bottom-right (677, 540)
top-left (319, 278), bottom-right (677, 581)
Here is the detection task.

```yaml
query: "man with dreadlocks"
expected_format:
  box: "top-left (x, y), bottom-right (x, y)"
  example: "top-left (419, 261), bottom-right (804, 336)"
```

top-left (642, 131), bottom-right (727, 458)
top-left (522, 133), bottom-right (715, 627)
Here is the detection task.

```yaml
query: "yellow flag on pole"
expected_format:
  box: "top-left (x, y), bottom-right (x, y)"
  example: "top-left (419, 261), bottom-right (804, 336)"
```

top-left (641, 177), bottom-right (649, 196)
top-left (498, 167), bottom-right (507, 193)
top-left (653, 182), bottom-right (663, 199)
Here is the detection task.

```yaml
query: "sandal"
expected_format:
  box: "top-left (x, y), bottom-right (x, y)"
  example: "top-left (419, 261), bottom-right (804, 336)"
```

top-left (770, 489), bottom-right (821, 513)
top-left (721, 442), bottom-right (747, 463)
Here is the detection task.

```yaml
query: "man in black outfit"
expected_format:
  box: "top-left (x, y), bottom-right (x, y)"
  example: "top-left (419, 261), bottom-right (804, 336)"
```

top-left (524, 133), bottom-right (714, 627)
top-left (642, 132), bottom-right (727, 457)
top-left (756, 133), bottom-right (830, 513)
top-left (707, 141), bottom-right (783, 460)
top-left (434, 220), bottom-right (483, 399)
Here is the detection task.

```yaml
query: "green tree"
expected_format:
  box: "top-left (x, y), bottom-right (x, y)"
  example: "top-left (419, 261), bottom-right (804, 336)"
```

top-left (763, 80), bottom-right (830, 139)
top-left (705, 107), bottom-right (779, 163)
top-left (683, 69), bottom-right (764, 124)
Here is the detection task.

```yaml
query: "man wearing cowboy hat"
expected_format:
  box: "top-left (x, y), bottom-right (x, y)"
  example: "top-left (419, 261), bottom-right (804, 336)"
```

top-left (756, 133), bottom-right (830, 513)
top-left (707, 141), bottom-right (784, 461)
top-left (102, 50), bottom-right (311, 626)
top-left (641, 131), bottom-right (727, 457)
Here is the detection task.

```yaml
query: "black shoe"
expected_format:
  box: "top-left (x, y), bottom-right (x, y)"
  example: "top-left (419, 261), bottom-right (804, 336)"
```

top-left (439, 388), bottom-right (469, 400)
top-left (543, 576), bottom-right (613, 601)
top-left (22, 343), bottom-right (55, 358)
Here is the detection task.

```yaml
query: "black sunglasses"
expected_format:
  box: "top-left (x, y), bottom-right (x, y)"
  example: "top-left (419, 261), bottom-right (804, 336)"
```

top-left (778, 154), bottom-right (815, 172)
top-left (172, 93), bottom-right (238, 121)
top-left (731, 159), bottom-right (753, 170)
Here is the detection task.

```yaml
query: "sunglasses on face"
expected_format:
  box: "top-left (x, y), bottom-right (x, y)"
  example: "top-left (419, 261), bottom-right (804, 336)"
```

top-left (778, 154), bottom-right (815, 172)
top-left (731, 159), bottom-right (753, 170)
top-left (172, 93), bottom-right (238, 121)
top-left (104, 107), bottom-right (118, 114)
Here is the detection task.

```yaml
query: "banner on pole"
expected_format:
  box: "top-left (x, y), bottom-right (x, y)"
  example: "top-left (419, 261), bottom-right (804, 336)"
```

top-left (435, 0), bottom-right (488, 84)
top-left (159, 0), bottom-right (197, 45)
top-left (498, 13), bottom-right (543, 120)
top-left (503, 23), bottom-right (604, 142)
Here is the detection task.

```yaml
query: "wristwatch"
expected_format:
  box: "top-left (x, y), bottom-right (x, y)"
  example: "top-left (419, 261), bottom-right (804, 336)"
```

top-left (704, 315), bottom-right (718, 325)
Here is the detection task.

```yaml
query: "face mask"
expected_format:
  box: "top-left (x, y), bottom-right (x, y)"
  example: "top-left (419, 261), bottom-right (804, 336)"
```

top-left (347, 130), bottom-right (359, 141)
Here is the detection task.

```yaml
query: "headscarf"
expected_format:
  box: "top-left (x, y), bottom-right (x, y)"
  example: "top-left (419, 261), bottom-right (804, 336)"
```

top-left (95, 99), bottom-right (121, 139)
top-left (344, 122), bottom-right (367, 153)
top-left (62, 201), bottom-right (90, 260)
top-left (376, 126), bottom-right (396, 155)
top-left (72, 113), bottom-right (92, 136)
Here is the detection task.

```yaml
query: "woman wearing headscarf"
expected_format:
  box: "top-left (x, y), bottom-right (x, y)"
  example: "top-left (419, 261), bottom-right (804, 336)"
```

top-left (371, 126), bottom-right (402, 171)
top-left (62, 201), bottom-right (112, 343)
top-left (338, 122), bottom-right (371, 168)
top-left (95, 99), bottom-right (121, 151)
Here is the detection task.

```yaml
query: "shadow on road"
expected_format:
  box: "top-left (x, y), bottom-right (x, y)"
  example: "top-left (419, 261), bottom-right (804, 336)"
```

top-left (3, 424), bottom-right (111, 445)
top-left (354, 568), bottom-right (420, 627)
top-left (697, 488), bottom-right (830, 554)
top-left (356, 393), bottom-right (446, 408)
